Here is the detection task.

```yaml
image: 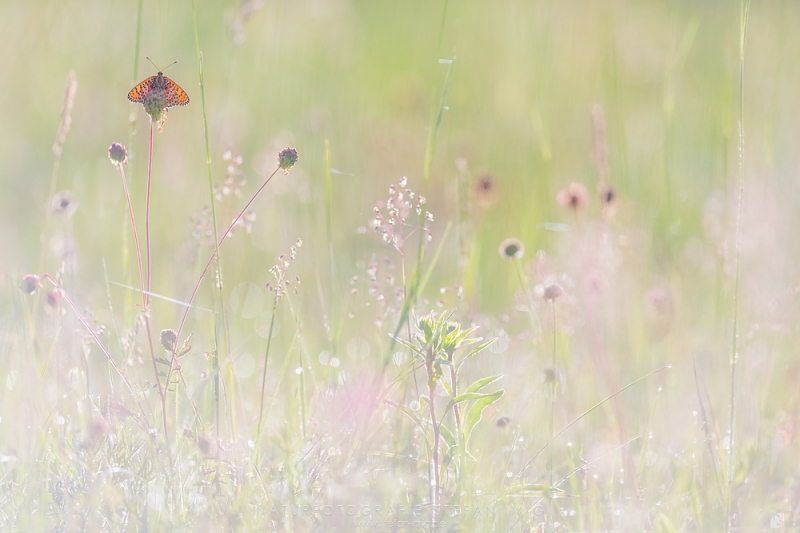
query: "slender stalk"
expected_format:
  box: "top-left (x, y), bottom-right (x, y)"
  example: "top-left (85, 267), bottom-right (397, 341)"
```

top-left (549, 299), bottom-right (557, 488)
top-left (192, 0), bottom-right (234, 438)
top-left (727, 2), bottom-right (751, 531)
top-left (125, 0), bottom-right (143, 326)
top-left (145, 122), bottom-right (154, 309)
top-left (513, 257), bottom-right (541, 342)
top-left (142, 121), bottom-right (168, 443)
top-left (39, 274), bottom-right (152, 428)
top-left (172, 167), bottom-right (281, 350)
top-left (287, 296), bottom-right (307, 440)
top-left (118, 165), bottom-right (145, 302)
top-left (447, 357), bottom-right (461, 434)
top-left (256, 298), bottom-right (278, 447)
top-left (426, 357), bottom-right (440, 528)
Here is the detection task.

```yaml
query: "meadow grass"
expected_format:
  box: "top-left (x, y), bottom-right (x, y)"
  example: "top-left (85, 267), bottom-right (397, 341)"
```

top-left (1, 0), bottom-right (798, 531)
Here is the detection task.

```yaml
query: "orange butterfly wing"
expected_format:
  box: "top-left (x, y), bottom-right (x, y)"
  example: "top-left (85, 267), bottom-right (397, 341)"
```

top-left (127, 75), bottom-right (190, 107)
top-left (163, 76), bottom-right (190, 107)
top-left (127, 76), bottom-right (156, 103)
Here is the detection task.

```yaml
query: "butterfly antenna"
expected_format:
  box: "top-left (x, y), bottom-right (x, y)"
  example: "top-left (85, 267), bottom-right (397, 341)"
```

top-left (146, 57), bottom-right (162, 71)
top-left (162, 61), bottom-right (178, 72)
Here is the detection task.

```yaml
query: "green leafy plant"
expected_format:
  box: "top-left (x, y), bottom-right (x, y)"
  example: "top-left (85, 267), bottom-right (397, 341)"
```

top-left (390, 311), bottom-right (502, 521)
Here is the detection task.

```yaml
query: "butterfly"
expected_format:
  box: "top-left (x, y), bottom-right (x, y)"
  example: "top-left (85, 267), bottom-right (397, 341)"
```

top-left (128, 59), bottom-right (190, 108)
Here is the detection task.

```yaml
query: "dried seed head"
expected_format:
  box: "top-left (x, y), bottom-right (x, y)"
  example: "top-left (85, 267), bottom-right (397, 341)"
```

top-left (499, 238), bottom-right (524, 260)
top-left (160, 329), bottom-right (178, 352)
top-left (278, 147), bottom-right (299, 173)
top-left (108, 142), bottom-right (128, 167)
top-left (21, 274), bottom-right (40, 295)
top-left (556, 182), bottom-right (589, 211)
top-left (543, 283), bottom-right (564, 301)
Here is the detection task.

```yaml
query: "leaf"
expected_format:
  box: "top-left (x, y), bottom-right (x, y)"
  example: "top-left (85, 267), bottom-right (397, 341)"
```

top-left (504, 484), bottom-right (549, 496)
top-left (440, 378), bottom-right (453, 398)
top-left (455, 339), bottom-right (495, 371)
top-left (444, 392), bottom-right (496, 415)
top-left (463, 374), bottom-right (503, 395)
top-left (439, 424), bottom-right (456, 448)
top-left (463, 389), bottom-right (504, 448)
top-left (388, 334), bottom-right (424, 357)
top-left (155, 357), bottom-right (171, 366)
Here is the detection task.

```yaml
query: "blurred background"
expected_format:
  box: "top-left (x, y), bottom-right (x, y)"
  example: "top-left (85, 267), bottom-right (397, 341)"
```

top-left (1, 0), bottom-right (800, 530)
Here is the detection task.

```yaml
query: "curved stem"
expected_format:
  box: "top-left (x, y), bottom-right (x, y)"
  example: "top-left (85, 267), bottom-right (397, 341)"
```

top-left (172, 166), bottom-right (281, 348)
top-left (40, 274), bottom-right (152, 429)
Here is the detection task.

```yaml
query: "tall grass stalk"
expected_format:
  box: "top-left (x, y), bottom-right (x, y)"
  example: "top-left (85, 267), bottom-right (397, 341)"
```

top-left (380, 58), bottom-right (454, 381)
top-left (255, 297), bottom-right (278, 450)
top-left (727, 1), bottom-right (751, 531)
top-left (191, 0), bottom-right (234, 440)
top-left (549, 299), bottom-right (557, 488)
top-left (124, 0), bottom-right (144, 326)
top-left (324, 140), bottom-right (337, 353)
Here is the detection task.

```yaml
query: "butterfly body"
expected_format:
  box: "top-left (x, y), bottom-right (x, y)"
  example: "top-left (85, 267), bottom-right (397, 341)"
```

top-left (128, 72), bottom-right (190, 108)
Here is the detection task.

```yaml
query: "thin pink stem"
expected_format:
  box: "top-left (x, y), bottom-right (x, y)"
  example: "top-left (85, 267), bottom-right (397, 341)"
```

top-left (41, 274), bottom-right (152, 428)
top-left (146, 122), bottom-right (154, 307)
top-left (118, 165), bottom-right (145, 303)
top-left (172, 166), bottom-right (280, 351)
top-left (144, 122), bottom-right (167, 443)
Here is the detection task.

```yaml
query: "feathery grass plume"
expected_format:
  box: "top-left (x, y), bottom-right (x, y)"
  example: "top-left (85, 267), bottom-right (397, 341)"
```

top-left (556, 182), bottom-right (589, 212)
top-left (52, 70), bottom-right (78, 165)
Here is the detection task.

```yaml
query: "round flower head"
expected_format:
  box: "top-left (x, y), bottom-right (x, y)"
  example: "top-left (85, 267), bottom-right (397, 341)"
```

top-left (21, 274), bottom-right (40, 295)
top-left (160, 329), bottom-right (178, 352)
top-left (278, 147), bottom-right (299, 173)
top-left (108, 143), bottom-right (128, 167)
top-left (543, 283), bottom-right (564, 301)
top-left (499, 237), bottom-right (524, 260)
top-left (557, 182), bottom-right (589, 211)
